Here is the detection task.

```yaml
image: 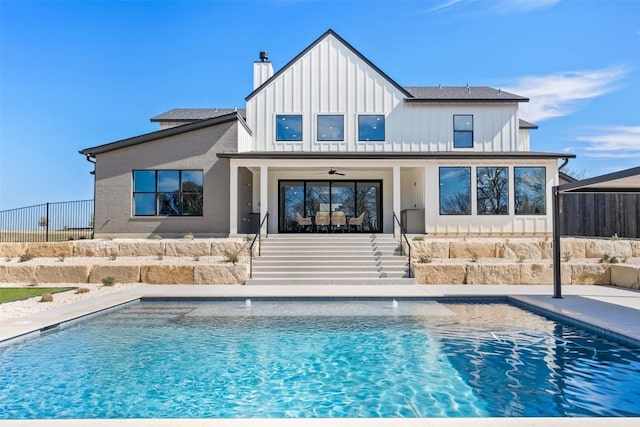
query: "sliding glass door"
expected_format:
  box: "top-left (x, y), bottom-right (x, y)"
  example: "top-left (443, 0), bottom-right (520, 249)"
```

top-left (279, 180), bottom-right (382, 233)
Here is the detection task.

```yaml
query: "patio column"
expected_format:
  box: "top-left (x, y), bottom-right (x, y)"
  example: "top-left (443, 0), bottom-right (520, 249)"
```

top-left (229, 161), bottom-right (238, 236)
top-left (393, 165), bottom-right (401, 235)
top-left (260, 165), bottom-right (268, 234)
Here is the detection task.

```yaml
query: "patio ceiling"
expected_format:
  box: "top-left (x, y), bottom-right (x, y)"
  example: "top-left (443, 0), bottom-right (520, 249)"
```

top-left (556, 166), bottom-right (640, 194)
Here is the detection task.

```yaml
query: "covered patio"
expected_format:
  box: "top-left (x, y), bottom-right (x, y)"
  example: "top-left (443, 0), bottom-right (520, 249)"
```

top-left (552, 166), bottom-right (640, 298)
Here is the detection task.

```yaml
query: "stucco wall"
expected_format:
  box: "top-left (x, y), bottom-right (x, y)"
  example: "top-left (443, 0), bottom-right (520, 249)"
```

top-left (93, 121), bottom-right (238, 237)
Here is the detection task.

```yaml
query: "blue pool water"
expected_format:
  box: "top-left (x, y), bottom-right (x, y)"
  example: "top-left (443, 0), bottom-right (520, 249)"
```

top-left (1, 300), bottom-right (639, 418)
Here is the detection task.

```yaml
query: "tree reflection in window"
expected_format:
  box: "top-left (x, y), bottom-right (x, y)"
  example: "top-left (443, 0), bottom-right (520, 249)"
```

top-left (515, 167), bottom-right (546, 214)
top-left (133, 170), bottom-right (203, 216)
top-left (477, 167), bottom-right (508, 215)
top-left (439, 167), bottom-right (471, 215)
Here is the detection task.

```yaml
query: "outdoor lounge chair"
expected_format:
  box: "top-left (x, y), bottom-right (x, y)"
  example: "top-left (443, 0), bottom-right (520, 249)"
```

top-left (315, 211), bottom-right (330, 232)
top-left (296, 212), bottom-right (312, 231)
top-left (331, 211), bottom-right (346, 232)
top-left (348, 212), bottom-right (365, 231)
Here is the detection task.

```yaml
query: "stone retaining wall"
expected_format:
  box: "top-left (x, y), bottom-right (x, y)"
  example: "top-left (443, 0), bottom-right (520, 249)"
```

top-left (408, 237), bottom-right (640, 260)
top-left (0, 238), bottom-right (250, 259)
top-left (0, 237), bottom-right (638, 288)
top-left (0, 261), bottom-right (248, 285)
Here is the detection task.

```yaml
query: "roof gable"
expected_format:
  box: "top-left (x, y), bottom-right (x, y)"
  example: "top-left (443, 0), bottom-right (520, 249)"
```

top-left (245, 29), bottom-right (412, 102)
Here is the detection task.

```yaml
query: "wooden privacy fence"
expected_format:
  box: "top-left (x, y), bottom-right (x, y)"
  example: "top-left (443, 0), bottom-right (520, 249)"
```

top-left (560, 193), bottom-right (640, 238)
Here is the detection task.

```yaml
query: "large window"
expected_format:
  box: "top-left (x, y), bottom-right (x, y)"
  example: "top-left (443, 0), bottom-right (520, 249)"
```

top-left (477, 167), bottom-right (509, 215)
top-left (358, 115), bottom-right (385, 141)
top-left (279, 180), bottom-right (381, 233)
top-left (439, 167), bottom-right (471, 215)
top-left (276, 115), bottom-right (302, 141)
top-left (515, 167), bottom-right (546, 214)
top-left (133, 170), bottom-right (203, 216)
top-left (453, 115), bottom-right (473, 148)
top-left (317, 115), bottom-right (344, 141)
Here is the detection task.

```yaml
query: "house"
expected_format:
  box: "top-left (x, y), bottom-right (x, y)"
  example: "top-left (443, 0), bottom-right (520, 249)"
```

top-left (80, 29), bottom-right (574, 238)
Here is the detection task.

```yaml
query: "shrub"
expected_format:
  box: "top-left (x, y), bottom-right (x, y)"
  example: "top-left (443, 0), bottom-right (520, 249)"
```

top-left (223, 250), bottom-right (239, 264)
top-left (418, 255), bottom-right (432, 263)
top-left (76, 287), bottom-right (90, 294)
top-left (39, 293), bottom-right (53, 303)
top-left (611, 233), bottom-right (620, 240)
top-left (598, 253), bottom-right (619, 264)
top-left (412, 236), bottom-right (424, 241)
top-left (148, 234), bottom-right (162, 240)
top-left (18, 253), bottom-right (33, 263)
top-left (101, 276), bottom-right (116, 286)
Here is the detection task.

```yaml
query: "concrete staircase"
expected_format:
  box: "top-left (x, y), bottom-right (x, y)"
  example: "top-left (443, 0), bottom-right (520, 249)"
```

top-left (245, 233), bottom-right (413, 285)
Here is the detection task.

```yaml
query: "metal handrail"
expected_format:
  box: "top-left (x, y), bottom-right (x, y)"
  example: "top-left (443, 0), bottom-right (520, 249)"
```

top-left (392, 212), bottom-right (412, 278)
top-left (249, 212), bottom-right (269, 279)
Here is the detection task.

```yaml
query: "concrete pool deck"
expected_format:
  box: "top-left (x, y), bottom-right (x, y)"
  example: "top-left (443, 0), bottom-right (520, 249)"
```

top-left (1, 284), bottom-right (639, 426)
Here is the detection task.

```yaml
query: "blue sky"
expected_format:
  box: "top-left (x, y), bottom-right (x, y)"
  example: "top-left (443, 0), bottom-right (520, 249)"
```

top-left (1, 0), bottom-right (638, 210)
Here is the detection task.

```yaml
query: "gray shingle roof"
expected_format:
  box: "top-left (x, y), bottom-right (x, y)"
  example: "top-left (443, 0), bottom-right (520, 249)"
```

top-left (519, 119), bottom-right (538, 129)
top-left (82, 112), bottom-right (246, 157)
top-left (404, 86), bottom-right (528, 102)
top-left (150, 108), bottom-right (246, 122)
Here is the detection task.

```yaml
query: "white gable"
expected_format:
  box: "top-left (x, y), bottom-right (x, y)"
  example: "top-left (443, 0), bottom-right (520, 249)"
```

top-left (245, 33), bottom-right (407, 152)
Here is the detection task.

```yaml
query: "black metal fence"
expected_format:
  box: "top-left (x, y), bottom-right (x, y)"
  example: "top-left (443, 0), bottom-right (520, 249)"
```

top-left (560, 193), bottom-right (640, 238)
top-left (0, 200), bottom-right (94, 242)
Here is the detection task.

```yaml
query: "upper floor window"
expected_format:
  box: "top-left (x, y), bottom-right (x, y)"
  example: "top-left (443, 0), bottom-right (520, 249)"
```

top-left (133, 170), bottom-right (203, 216)
top-left (276, 115), bottom-right (302, 141)
top-left (317, 115), bottom-right (344, 141)
top-left (477, 167), bottom-right (509, 215)
top-left (453, 115), bottom-right (473, 148)
top-left (515, 167), bottom-right (546, 215)
top-left (358, 115), bottom-right (385, 141)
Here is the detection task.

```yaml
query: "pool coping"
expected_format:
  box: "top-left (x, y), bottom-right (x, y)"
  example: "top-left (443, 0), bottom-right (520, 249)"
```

top-left (1, 284), bottom-right (640, 426)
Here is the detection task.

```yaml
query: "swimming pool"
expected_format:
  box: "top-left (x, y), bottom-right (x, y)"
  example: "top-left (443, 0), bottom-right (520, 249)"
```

top-left (1, 299), bottom-right (639, 418)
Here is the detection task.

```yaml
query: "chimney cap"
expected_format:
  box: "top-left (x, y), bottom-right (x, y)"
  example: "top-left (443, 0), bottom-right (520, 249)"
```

top-left (259, 51), bottom-right (269, 62)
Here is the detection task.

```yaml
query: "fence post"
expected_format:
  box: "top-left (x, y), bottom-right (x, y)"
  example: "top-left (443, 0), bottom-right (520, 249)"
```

top-left (45, 203), bottom-right (50, 242)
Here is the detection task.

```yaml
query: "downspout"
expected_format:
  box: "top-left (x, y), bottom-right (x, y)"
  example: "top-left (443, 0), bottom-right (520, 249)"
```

top-left (558, 157), bottom-right (569, 171)
top-left (83, 153), bottom-right (96, 239)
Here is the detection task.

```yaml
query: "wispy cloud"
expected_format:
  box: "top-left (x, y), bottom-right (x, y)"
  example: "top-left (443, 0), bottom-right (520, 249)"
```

top-left (504, 67), bottom-right (628, 122)
top-left (424, 0), bottom-right (560, 14)
top-left (575, 126), bottom-right (640, 159)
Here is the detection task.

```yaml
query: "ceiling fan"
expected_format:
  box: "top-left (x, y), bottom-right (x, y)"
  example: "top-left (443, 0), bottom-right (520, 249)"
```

top-left (326, 167), bottom-right (345, 176)
top-left (313, 167), bottom-right (345, 176)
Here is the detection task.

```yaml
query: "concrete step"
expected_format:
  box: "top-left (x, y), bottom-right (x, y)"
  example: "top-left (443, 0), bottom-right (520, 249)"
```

top-left (244, 278), bottom-right (416, 286)
top-left (254, 271), bottom-right (384, 278)
top-left (254, 256), bottom-right (407, 263)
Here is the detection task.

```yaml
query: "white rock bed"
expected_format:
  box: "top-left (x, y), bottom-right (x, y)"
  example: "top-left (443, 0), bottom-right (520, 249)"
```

top-left (0, 282), bottom-right (142, 321)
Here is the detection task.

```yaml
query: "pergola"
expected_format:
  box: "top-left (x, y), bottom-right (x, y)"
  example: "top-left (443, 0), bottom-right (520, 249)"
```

top-left (552, 166), bottom-right (640, 298)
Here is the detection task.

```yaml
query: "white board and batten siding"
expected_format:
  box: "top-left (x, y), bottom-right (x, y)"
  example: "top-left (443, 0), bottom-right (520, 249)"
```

top-left (425, 158), bottom-right (558, 235)
top-left (246, 33), bottom-right (523, 154)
